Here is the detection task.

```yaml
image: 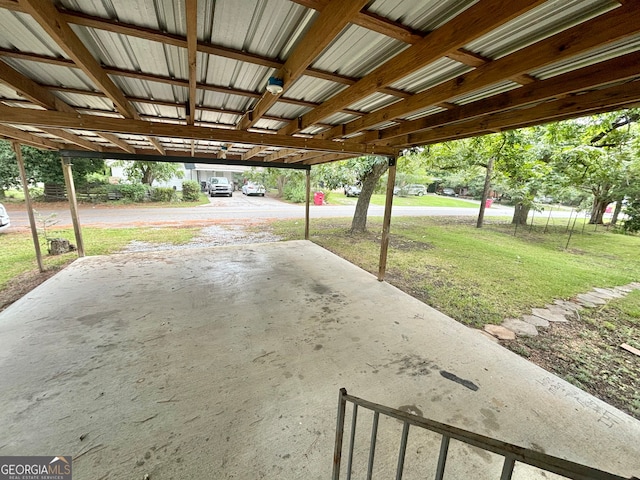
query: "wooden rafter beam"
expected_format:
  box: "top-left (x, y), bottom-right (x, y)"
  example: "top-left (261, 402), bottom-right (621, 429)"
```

top-left (242, 145), bottom-right (272, 161)
top-left (0, 4), bottom-right (416, 102)
top-left (237, 0), bottom-right (370, 130)
top-left (0, 58), bottom-right (107, 151)
top-left (263, 149), bottom-right (301, 163)
top-left (304, 152), bottom-right (355, 165)
top-left (279, 0), bottom-right (547, 136)
top-left (366, 50), bottom-right (640, 145)
top-left (18, 0), bottom-right (164, 154)
top-left (0, 105), bottom-right (397, 156)
top-left (0, 124), bottom-right (62, 149)
top-left (185, 0), bottom-right (197, 126)
top-left (281, 150), bottom-right (328, 164)
top-left (320, 0), bottom-right (640, 141)
top-left (389, 81), bottom-right (640, 147)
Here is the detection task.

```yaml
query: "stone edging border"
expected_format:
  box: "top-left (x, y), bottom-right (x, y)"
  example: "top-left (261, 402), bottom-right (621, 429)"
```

top-left (482, 282), bottom-right (640, 341)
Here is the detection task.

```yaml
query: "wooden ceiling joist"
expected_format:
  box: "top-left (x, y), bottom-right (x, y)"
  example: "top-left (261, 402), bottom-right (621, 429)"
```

top-left (278, 0), bottom-right (548, 136)
top-left (320, 0), bottom-right (640, 142)
top-left (18, 0), bottom-right (164, 154)
top-left (366, 51), bottom-right (640, 145)
top-left (0, 105), bottom-right (397, 156)
top-left (237, 0), bottom-right (371, 131)
top-left (390, 80), bottom-right (640, 147)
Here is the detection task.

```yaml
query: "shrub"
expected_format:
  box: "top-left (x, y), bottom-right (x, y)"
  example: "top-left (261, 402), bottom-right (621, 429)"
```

top-left (623, 200), bottom-right (640, 234)
top-left (29, 186), bottom-right (45, 201)
top-left (151, 187), bottom-right (178, 202)
top-left (283, 182), bottom-right (306, 203)
top-left (181, 180), bottom-right (201, 201)
top-left (115, 183), bottom-right (148, 202)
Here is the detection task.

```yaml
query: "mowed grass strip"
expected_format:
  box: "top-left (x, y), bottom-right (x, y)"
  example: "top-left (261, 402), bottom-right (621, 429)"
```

top-left (269, 216), bottom-right (640, 327)
top-left (327, 193), bottom-right (477, 208)
top-left (0, 226), bottom-right (199, 290)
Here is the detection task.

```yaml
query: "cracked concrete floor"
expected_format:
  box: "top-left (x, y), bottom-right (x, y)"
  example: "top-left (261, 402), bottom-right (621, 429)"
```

top-left (0, 241), bottom-right (638, 479)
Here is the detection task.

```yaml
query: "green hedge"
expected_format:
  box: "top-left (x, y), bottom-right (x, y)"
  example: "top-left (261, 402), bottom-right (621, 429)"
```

top-left (151, 187), bottom-right (178, 202)
top-left (181, 180), bottom-right (201, 201)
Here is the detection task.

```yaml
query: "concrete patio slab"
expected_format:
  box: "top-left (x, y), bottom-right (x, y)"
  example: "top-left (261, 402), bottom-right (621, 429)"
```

top-left (0, 241), bottom-right (638, 480)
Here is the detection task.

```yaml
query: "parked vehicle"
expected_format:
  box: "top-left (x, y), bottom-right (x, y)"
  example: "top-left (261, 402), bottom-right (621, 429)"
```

top-left (0, 203), bottom-right (10, 233)
top-left (439, 187), bottom-right (457, 197)
top-left (344, 185), bottom-right (361, 197)
top-left (242, 182), bottom-right (266, 196)
top-left (404, 184), bottom-right (427, 196)
top-left (208, 177), bottom-right (233, 197)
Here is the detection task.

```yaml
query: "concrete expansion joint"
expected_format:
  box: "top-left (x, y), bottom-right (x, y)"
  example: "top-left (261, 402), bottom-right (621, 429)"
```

top-left (483, 282), bottom-right (640, 341)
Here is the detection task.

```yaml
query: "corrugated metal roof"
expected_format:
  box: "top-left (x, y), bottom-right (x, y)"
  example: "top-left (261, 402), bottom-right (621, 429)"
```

top-left (390, 57), bottom-right (472, 94)
top-left (0, 10), bottom-right (68, 58)
top-left (367, 0), bottom-right (479, 32)
top-left (465, 0), bottom-right (619, 60)
top-left (347, 92), bottom-right (399, 113)
top-left (530, 33), bottom-right (640, 80)
top-left (400, 106), bottom-right (446, 122)
top-left (312, 24), bottom-right (407, 78)
top-left (283, 76), bottom-right (347, 104)
top-left (451, 81), bottom-right (521, 106)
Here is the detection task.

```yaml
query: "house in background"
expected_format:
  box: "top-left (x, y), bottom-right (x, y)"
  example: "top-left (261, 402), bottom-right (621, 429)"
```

top-left (107, 161), bottom-right (255, 191)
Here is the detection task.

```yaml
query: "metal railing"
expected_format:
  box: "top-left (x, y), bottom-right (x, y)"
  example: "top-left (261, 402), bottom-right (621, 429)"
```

top-left (332, 388), bottom-right (634, 480)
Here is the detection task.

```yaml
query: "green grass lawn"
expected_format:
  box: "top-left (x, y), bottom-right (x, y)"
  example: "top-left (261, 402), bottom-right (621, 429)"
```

top-left (269, 216), bottom-right (640, 327)
top-left (0, 226), bottom-right (199, 291)
top-left (327, 192), bottom-right (478, 207)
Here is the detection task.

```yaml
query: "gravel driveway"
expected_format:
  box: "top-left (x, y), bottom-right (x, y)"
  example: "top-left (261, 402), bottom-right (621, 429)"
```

top-left (121, 223), bottom-right (283, 252)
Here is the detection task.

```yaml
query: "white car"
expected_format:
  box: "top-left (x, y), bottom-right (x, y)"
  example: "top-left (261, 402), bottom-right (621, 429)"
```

top-left (242, 182), bottom-right (266, 196)
top-left (0, 203), bottom-right (10, 232)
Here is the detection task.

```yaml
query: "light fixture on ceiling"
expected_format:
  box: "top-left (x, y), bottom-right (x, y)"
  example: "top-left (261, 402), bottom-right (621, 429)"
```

top-left (266, 76), bottom-right (284, 95)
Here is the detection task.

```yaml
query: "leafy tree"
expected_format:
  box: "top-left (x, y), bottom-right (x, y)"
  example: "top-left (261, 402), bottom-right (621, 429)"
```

top-left (0, 140), bottom-right (104, 196)
top-left (350, 156), bottom-right (390, 233)
top-left (549, 110), bottom-right (640, 224)
top-left (120, 161), bottom-right (183, 186)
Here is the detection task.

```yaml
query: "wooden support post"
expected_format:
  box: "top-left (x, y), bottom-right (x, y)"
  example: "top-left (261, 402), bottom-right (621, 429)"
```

top-left (377, 157), bottom-right (397, 281)
top-left (13, 142), bottom-right (44, 272)
top-left (305, 169), bottom-right (311, 240)
top-left (61, 156), bottom-right (85, 257)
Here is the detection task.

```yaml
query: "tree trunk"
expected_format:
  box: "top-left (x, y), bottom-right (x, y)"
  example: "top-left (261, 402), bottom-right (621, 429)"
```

top-left (477, 157), bottom-right (494, 228)
top-left (589, 197), bottom-right (608, 224)
top-left (0, 188), bottom-right (5, 198)
top-left (611, 199), bottom-right (623, 225)
top-left (511, 203), bottom-right (530, 225)
top-left (350, 161), bottom-right (389, 233)
top-left (142, 167), bottom-right (153, 186)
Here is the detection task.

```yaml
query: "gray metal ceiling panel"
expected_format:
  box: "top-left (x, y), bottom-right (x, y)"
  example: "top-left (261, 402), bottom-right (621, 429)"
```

top-left (311, 24), bottom-right (408, 78)
top-left (366, 0), bottom-right (479, 32)
top-left (451, 81), bottom-right (521, 106)
top-left (390, 58), bottom-right (472, 93)
top-left (204, 0), bottom-right (315, 59)
top-left (0, 10), bottom-right (68, 58)
top-left (2, 58), bottom-right (94, 90)
top-left (530, 33), bottom-right (640, 80)
top-left (347, 92), bottom-right (400, 113)
top-left (401, 106), bottom-right (446, 121)
top-left (465, 0), bottom-right (619, 60)
top-left (284, 76), bottom-right (348, 104)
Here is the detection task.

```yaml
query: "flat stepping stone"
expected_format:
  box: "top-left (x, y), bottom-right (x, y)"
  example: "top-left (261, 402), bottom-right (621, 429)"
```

top-left (614, 286), bottom-right (633, 293)
top-left (545, 304), bottom-right (576, 318)
top-left (593, 287), bottom-right (624, 298)
top-left (576, 293), bottom-right (606, 305)
top-left (479, 329), bottom-right (502, 343)
top-left (588, 290), bottom-right (616, 301)
top-left (574, 298), bottom-right (597, 308)
top-left (523, 315), bottom-right (550, 328)
top-left (553, 299), bottom-right (581, 311)
top-left (502, 318), bottom-right (538, 337)
top-left (629, 282), bottom-right (640, 290)
top-left (531, 308), bottom-right (567, 323)
top-left (484, 324), bottom-right (516, 340)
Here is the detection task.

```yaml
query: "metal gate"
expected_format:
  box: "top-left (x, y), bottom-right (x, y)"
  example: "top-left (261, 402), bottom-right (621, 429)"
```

top-left (332, 388), bottom-right (633, 480)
